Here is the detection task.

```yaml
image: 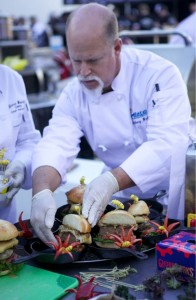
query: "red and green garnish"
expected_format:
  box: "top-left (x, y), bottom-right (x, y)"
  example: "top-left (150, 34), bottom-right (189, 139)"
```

top-left (108, 226), bottom-right (142, 248)
top-left (145, 214), bottom-right (180, 238)
top-left (47, 234), bottom-right (81, 260)
top-left (143, 264), bottom-right (195, 299)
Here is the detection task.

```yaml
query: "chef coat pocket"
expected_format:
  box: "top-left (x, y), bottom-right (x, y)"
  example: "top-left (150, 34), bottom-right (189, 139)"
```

top-left (148, 90), bottom-right (172, 125)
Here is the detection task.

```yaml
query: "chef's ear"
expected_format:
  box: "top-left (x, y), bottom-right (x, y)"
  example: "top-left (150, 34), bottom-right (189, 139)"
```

top-left (114, 38), bottom-right (122, 55)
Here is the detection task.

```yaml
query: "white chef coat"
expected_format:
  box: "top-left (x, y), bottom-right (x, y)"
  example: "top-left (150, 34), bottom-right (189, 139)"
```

top-left (170, 12), bottom-right (196, 45)
top-left (32, 47), bottom-right (195, 220)
top-left (0, 65), bottom-right (41, 223)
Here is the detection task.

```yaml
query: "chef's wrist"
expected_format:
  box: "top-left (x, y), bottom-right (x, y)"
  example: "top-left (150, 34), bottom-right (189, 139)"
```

top-left (32, 166), bottom-right (61, 196)
top-left (111, 167), bottom-right (136, 190)
top-left (32, 189), bottom-right (53, 199)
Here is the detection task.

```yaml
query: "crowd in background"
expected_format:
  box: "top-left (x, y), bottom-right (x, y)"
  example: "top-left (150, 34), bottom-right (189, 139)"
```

top-left (11, 1), bottom-right (196, 48)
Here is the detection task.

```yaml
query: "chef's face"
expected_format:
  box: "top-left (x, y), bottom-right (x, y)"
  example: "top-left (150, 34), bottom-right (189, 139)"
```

top-left (67, 30), bottom-right (121, 91)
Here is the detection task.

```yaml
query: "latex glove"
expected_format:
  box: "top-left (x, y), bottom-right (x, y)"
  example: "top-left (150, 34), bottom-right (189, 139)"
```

top-left (30, 189), bottom-right (57, 244)
top-left (82, 172), bottom-right (119, 227)
top-left (4, 160), bottom-right (25, 203)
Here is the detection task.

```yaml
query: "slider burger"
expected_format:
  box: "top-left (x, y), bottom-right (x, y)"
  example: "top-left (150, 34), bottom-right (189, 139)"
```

top-left (66, 176), bottom-right (86, 205)
top-left (128, 198), bottom-right (150, 224)
top-left (58, 214), bottom-right (92, 244)
top-left (127, 195), bottom-right (151, 234)
top-left (94, 210), bottom-right (137, 249)
top-left (66, 176), bottom-right (86, 214)
top-left (0, 219), bottom-right (19, 276)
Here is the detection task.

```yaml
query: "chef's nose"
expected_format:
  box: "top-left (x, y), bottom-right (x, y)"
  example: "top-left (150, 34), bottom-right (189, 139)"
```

top-left (80, 62), bottom-right (91, 77)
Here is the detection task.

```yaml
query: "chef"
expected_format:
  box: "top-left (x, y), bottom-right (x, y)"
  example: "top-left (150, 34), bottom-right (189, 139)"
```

top-left (0, 65), bottom-right (41, 223)
top-left (30, 3), bottom-right (195, 244)
top-left (169, 11), bottom-right (196, 45)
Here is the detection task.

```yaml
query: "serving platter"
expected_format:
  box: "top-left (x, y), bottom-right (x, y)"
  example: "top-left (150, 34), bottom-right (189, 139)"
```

top-left (13, 199), bottom-right (162, 265)
top-left (14, 235), bottom-right (155, 265)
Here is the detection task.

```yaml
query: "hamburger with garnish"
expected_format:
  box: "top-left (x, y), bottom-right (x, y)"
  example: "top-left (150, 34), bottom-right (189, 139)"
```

top-left (94, 210), bottom-right (137, 248)
top-left (127, 195), bottom-right (151, 235)
top-left (58, 213), bottom-right (92, 244)
top-left (128, 197), bottom-right (150, 224)
top-left (0, 219), bottom-right (19, 276)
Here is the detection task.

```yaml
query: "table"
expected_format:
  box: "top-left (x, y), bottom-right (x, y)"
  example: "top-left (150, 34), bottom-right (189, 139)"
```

top-left (28, 250), bottom-right (188, 300)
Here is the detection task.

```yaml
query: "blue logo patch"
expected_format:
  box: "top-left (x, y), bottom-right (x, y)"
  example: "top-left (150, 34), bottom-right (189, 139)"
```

top-left (131, 109), bottom-right (148, 119)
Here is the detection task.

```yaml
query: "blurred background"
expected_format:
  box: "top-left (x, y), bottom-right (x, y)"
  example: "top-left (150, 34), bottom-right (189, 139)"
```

top-left (1, 0), bottom-right (195, 219)
top-left (0, 0), bottom-right (195, 159)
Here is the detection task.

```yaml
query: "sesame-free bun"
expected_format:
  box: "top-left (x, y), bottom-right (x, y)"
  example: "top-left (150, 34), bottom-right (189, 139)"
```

top-left (98, 210), bottom-right (136, 227)
top-left (0, 220), bottom-right (18, 241)
top-left (0, 238), bottom-right (18, 254)
top-left (66, 188), bottom-right (84, 204)
top-left (66, 177), bottom-right (86, 204)
top-left (62, 214), bottom-right (91, 233)
top-left (128, 200), bottom-right (150, 217)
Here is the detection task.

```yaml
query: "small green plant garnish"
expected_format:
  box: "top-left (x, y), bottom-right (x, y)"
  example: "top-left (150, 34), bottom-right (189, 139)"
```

top-left (143, 275), bottom-right (165, 298)
top-left (114, 285), bottom-right (136, 300)
top-left (177, 278), bottom-right (196, 300)
top-left (143, 264), bottom-right (196, 299)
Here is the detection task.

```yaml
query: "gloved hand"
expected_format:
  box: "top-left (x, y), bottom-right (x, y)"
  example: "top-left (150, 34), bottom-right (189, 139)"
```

top-left (82, 172), bottom-right (119, 227)
top-left (30, 189), bottom-right (57, 244)
top-left (4, 160), bottom-right (25, 203)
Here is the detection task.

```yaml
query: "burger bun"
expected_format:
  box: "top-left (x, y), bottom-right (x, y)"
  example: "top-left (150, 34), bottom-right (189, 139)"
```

top-left (98, 210), bottom-right (137, 227)
top-left (62, 214), bottom-right (91, 233)
top-left (0, 238), bottom-right (18, 254)
top-left (128, 200), bottom-right (150, 216)
top-left (0, 220), bottom-right (18, 241)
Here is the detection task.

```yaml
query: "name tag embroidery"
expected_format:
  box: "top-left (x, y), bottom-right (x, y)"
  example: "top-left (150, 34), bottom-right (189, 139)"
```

top-left (131, 109), bottom-right (148, 124)
top-left (9, 100), bottom-right (25, 114)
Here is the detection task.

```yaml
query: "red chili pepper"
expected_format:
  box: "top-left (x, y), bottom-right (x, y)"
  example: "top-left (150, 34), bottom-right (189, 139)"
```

top-left (149, 214), bottom-right (180, 238)
top-left (108, 226), bottom-right (142, 248)
top-left (18, 211), bottom-right (33, 238)
top-left (47, 234), bottom-right (81, 260)
top-left (66, 276), bottom-right (102, 300)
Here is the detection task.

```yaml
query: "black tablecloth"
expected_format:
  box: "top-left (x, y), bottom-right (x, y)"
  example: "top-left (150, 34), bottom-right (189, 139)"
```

top-left (27, 250), bottom-right (188, 300)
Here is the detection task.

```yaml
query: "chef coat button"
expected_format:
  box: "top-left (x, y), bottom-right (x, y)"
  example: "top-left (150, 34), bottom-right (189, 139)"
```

top-left (124, 140), bottom-right (130, 146)
top-left (117, 94), bottom-right (122, 101)
top-left (98, 145), bottom-right (107, 152)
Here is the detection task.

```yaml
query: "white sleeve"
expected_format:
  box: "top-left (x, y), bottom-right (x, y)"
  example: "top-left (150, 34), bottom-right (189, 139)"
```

top-left (12, 73), bottom-right (41, 189)
top-left (120, 66), bottom-right (191, 194)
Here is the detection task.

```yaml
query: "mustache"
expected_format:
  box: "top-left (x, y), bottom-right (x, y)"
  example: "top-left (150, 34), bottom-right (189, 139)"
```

top-left (78, 75), bottom-right (102, 83)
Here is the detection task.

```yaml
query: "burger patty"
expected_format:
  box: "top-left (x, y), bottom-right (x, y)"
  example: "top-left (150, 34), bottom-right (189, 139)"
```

top-left (59, 231), bottom-right (77, 243)
top-left (98, 225), bottom-right (134, 239)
